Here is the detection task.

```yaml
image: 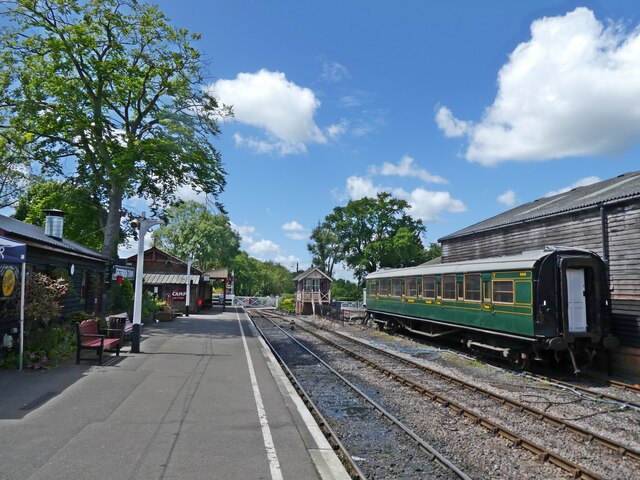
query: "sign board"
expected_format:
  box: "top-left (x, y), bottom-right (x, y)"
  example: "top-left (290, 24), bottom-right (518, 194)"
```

top-left (171, 289), bottom-right (187, 301)
top-left (112, 265), bottom-right (135, 281)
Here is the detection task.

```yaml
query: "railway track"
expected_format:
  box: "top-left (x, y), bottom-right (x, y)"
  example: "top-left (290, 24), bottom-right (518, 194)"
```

top-left (259, 310), bottom-right (638, 479)
top-left (249, 310), bottom-right (470, 480)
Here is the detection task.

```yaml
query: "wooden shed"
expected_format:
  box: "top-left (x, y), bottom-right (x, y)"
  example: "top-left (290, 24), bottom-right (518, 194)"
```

top-left (126, 247), bottom-right (203, 313)
top-left (294, 267), bottom-right (332, 315)
top-left (438, 171), bottom-right (640, 373)
top-left (0, 212), bottom-right (110, 340)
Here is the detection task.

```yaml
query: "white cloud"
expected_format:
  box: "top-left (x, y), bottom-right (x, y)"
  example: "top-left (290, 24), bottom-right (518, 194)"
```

top-left (248, 239), bottom-right (281, 257)
top-left (435, 106), bottom-right (472, 138)
top-left (497, 190), bottom-right (517, 207)
top-left (282, 221), bottom-right (308, 240)
top-left (326, 121), bottom-right (348, 140)
top-left (545, 176), bottom-right (600, 197)
top-left (370, 156), bottom-right (448, 184)
top-left (344, 176), bottom-right (466, 222)
top-left (208, 69), bottom-right (326, 155)
top-left (320, 60), bottom-right (350, 83)
top-left (437, 8), bottom-right (640, 165)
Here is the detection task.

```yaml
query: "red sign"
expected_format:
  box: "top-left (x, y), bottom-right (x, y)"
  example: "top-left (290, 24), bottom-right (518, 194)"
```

top-left (171, 290), bottom-right (187, 301)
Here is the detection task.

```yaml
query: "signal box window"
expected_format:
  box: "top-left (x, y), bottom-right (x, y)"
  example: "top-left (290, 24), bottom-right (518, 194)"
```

top-left (493, 280), bottom-right (514, 304)
top-left (405, 277), bottom-right (417, 297)
top-left (424, 275), bottom-right (435, 299)
top-left (443, 275), bottom-right (456, 300)
top-left (464, 274), bottom-right (481, 302)
top-left (392, 278), bottom-right (403, 296)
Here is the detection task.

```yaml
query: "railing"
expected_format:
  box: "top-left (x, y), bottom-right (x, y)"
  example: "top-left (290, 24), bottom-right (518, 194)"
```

top-left (296, 291), bottom-right (331, 303)
top-left (234, 296), bottom-right (279, 308)
top-left (338, 301), bottom-right (364, 309)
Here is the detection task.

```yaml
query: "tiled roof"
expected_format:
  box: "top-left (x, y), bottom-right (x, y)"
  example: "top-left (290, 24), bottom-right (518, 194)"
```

top-left (0, 214), bottom-right (111, 262)
top-left (439, 171), bottom-right (640, 241)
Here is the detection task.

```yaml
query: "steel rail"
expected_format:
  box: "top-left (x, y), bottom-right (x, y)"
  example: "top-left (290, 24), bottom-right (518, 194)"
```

top-left (262, 311), bottom-right (610, 480)
top-left (250, 311), bottom-right (471, 480)
top-left (248, 311), bottom-right (366, 480)
top-left (293, 316), bottom-right (640, 464)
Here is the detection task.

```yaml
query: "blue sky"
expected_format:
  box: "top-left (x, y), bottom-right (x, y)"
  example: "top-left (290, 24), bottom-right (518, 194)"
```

top-left (4, 1), bottom-right (639, 279)
top-left (125, 1), bottom-right (639, 277)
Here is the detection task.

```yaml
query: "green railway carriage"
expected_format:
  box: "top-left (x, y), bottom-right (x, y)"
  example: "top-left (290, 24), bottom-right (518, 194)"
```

top-left (365, 247), bottom-right (619, 370)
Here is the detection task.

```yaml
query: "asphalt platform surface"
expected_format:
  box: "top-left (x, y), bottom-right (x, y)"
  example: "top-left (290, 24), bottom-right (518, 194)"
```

top-left (0, 307), bottom-right (348, 480)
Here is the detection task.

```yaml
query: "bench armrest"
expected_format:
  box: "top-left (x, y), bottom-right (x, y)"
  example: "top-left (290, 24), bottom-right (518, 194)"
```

top-left (79, 333), bottom-right (105, 338)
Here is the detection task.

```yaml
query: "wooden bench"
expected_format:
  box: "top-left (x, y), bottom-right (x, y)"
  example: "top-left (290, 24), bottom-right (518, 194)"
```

top-left (76, 319), bottom-right (122, 365)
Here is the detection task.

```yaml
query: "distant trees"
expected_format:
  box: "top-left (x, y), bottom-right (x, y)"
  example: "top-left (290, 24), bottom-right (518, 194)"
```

top-left (0, 0), bottom-right (230, 258)
top-left (308, 193), bottom-right (427, 284)
top-left (307, 221), bottom-right (341, 278)
top-left (152, 201), bottom-right (240, 272)
top-left (231, 253), bottom-right (294, 296)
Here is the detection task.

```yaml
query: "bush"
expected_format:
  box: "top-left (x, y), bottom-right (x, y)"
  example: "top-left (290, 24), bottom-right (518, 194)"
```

top-left (142, 291), bottom-right (164, 318)
top-left (278, 295), bottom-right (295, 314)
top-left (107, 278), bottom-right (134, 314)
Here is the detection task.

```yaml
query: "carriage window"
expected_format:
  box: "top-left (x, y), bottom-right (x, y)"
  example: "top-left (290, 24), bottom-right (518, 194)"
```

top-left (483, 280), bottom-right (491, 302)
top-left (369, 280), bottom-right (378, 296)
top-left (436, 279), bottom-right (442, 298)
top-left (424, 275), bottom-right (435, 299)
top-left (464, 274), bottom-right (481, 302)
top-left (392, 278), bottom-right (403, 296)
top-left (457, 280), bottom-right (464, 300)
top-left (417, 276), bottom-right (423, 297)
top-left (405, 277), bottom-right (417, 297)
top-left (493, 280), bottom-right (514, 304)
top-left (443, 275), bottom-right (456, 300)
top-left (379, 278), bottom-right (389, 295)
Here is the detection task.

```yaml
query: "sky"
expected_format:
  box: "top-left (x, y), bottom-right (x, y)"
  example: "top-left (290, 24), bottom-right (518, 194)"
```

top-left (82, 1), bottom-right (640, 277)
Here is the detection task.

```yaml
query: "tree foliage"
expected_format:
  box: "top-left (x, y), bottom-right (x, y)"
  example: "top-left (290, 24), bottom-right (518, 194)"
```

top-left (13, 180), bottom-right (106, 251)
top-left (331, 279), bottom-right (361, 301)
top-left (152, 201), bottom-right (240, 272)
top-left (0, 0), bottom-right (230, 258)
top-left (320, 193), bottom-right (427, 284)
top-left (307, 221), bottom-right (342, 278)
top-left (231, 253), bottom-right (294, 296)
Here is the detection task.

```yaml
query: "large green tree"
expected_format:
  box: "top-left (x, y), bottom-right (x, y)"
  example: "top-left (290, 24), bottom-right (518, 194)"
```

top-left (0, 132), bottom-right (32, 209)
top-left (307, 221), bottom-right (342, 278)
top-left (230, 253), bottom-right (295, 296)
top-left (0, 0), bottom-right (230, 258)
top-left (13, 180), bottom-right (106, 251)
top-left (152, 201), bottom-right (240, 271)
top-left (323, 192), bottom-right (427, 283)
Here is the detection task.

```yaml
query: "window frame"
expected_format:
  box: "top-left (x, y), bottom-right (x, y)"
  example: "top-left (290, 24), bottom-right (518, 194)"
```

top-left (493, 280), bottom-right (514, 304)
top-left (482, 280), bottom-right (492, 303)
top-left (391, 278), bottom-right (403, 297)
top-left (423, 275), bottom-right (435, 299)
top-left (464, 273), bottom-right (481, 302)
top-left (405, 276), bottom-right (417, 297)
top-left (443, 274), bottom-right (456, 300)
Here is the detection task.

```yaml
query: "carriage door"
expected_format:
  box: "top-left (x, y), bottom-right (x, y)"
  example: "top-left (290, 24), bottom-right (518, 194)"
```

top-left (566, 268), bottom-right (587, 333)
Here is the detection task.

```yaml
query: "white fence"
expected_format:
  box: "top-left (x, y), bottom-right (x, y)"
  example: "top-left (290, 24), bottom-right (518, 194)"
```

top-left (234, 296), bottom-right (279, 308)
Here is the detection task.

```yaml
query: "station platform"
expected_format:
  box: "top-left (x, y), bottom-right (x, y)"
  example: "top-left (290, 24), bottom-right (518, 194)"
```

top-left (0, 307), bottom-right (349, 480)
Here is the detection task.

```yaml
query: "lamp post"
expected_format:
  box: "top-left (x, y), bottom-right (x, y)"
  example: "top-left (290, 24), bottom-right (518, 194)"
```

top-left (131, 212), bottom-right (162, 353)
top-left (185, 256), bottom-right (196, 317)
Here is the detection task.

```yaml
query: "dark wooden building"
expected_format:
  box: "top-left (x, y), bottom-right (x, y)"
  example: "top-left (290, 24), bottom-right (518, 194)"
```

top-left (294, 267), bottom-right (332, 315)
top-left (438, 171), bottom-right (640, 373)
top-left (126, 247), bottom-right (203, 313)
top-left (0, 212), bottom-right (111, 340)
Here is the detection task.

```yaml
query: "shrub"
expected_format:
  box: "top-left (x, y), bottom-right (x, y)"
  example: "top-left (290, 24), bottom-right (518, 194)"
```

top-left (107, 278), bottom-right (134, 314)
top-left (278, 295), bottom-right (295, 314)
top-left (24, 273), bottom-right (69, 334)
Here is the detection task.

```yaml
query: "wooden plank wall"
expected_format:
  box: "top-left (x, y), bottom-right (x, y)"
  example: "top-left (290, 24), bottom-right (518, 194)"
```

top-left (441, 202), bottom-right (640, 346)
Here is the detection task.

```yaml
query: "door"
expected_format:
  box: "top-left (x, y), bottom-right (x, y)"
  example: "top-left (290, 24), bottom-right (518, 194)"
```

top-left (566, 268), bottom-right (587, 333)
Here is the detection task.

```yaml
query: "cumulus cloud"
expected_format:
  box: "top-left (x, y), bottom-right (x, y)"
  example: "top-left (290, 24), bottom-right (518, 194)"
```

top-left (326, 121), bottom-right (348, 140)
top-left (208, 69), bottom-right (326, 155)
top-left (545, 176), bottom-right (600, 197)
top-left (497, 190), bottom-right (517, 207)
top-left (248, 239), bottom-right (281, 257)
top-left (344, 176), bottom-right (466, 222)
top-left (437, 8), bottom-right (640, 165)
top-left (370, 156), bottom-right (448, 184)
top-left (282, 221), bottom-right (308, 240)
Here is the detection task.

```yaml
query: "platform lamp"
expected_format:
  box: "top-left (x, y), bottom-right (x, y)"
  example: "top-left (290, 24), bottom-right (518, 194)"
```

top-left (185, 256), bottom-right (196, 317)
top-left (130, 212), bottom-right (163, 353)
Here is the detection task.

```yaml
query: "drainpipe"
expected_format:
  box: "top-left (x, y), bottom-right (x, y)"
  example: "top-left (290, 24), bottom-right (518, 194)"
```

top-left (599, 205), bottom-right (610, 268)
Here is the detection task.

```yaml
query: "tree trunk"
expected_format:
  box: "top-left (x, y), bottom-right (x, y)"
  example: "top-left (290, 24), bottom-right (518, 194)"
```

top-left (102, 187), bottom-right (123, 259)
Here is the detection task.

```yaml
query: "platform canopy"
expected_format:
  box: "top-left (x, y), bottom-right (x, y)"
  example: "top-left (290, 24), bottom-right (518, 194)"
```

top-left (0, 236), bottom-right (26, 263)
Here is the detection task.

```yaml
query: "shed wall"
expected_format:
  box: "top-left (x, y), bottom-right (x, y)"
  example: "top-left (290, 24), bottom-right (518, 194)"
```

top-left (441, 203), bottom-right (640, 347)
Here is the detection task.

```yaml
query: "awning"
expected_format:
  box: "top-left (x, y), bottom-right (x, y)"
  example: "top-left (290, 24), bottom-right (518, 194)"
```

top-left (143, 273), bottom-right (201, 285)
top-left (0, 236), bottom-right (26, 264)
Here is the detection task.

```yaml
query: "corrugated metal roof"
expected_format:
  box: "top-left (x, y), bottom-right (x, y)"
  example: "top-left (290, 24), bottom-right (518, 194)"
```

top-left (0, 214), bottom-right (111, 261)
top-left (143, 273), bottom-right (201, 284)
top-left (439, 171), bottom-right (640, 241)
